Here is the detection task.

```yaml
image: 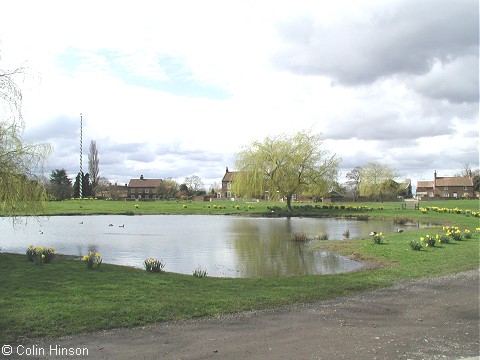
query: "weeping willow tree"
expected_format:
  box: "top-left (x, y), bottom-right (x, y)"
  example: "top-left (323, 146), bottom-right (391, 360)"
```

top-left (233, 130), bottom-right (340, 212)
top-left (0, 68), bottom-right (51, 216)
top-left (359, 162), bottom-right (398, 202)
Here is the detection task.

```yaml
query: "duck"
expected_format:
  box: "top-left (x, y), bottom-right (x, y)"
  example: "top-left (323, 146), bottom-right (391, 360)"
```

top-left (109, 224), bottom-right (114, 227)
top-left (119, 224), bottom-right (125, 228)
top-left (369, 231), bottom-right (377, 236)
top-left (396, 229), bottom-right (404, 233)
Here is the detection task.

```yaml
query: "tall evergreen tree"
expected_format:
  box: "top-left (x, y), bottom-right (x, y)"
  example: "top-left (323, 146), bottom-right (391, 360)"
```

top-left (73, 172), bottom-right (92, 198)
top-left (48, 169), bottom-right (72, 200)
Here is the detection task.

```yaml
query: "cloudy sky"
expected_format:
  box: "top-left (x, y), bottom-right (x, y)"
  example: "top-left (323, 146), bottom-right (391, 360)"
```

top-left (0, 0), bottom-right (478, 191)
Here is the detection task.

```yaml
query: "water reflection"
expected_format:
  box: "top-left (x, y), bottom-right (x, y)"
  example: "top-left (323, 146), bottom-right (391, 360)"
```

top-left (229, 218), bottom-right (360, 277)
top-left (0, 215), bottom-right (426, 278)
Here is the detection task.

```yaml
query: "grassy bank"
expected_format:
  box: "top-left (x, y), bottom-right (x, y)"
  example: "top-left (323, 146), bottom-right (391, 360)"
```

top-left (3, 198), bottom-right (479, 218)
top-left (0, 199), bottom-right (478, 343)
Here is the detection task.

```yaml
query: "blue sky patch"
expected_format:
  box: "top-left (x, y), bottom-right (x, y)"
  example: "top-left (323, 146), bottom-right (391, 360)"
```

top-left (57, 48), bottom-right (231, 100)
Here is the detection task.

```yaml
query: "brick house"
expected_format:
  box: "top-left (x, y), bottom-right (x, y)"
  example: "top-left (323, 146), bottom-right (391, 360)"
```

top-left (127, 175), bottom-right (163, 200)
top-left (217, 167), bottom-right (237, 199)
top-left (416, 171), bottom-right (474, 199)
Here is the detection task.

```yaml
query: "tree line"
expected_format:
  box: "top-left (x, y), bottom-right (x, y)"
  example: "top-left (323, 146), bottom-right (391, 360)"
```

top-left (1, 66), bottom-right (479, 214)
top-left (46, 167), bottom-right (212, 201)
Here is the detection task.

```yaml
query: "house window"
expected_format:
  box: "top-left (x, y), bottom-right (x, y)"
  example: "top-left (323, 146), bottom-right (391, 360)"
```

top-left (443, 187), bottom-right (448, 190)
top-left (131, 189), bottom-right (136, 193)
top-left (453, 192), bottom-right (458, 198)
top-left (444, 193), bottom-right (449, 197)
top-left (227, 183), bottom-right (232, 190)
top-left (131, 195), bottom-right (135, 199)
top-left (152, 188), bottom-right (156, 194)
top-left (145, 189), bottom-right (149, 194)
top-left (463, 186), bottom-right (468, 190)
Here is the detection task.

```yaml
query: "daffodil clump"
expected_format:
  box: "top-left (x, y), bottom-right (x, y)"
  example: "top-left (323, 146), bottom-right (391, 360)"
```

top-left (443, 226), bottom-right (463, 241)
top-left (144, 258), bottom-right (165, 273)
top-left (419, 234), bottom-right (435, 247)
top-left (372, 232), bottom-right (384, 244)
top-left (82, 252), bottom-right (102, 269)
top-left (320, 204), bottom-right (375, 211)
top-left (26, 245), bottom-right (56, 264)
top-left (419, 206), bottom-right (479, 218)
top-left (411, 226), bottom-right (479, 251)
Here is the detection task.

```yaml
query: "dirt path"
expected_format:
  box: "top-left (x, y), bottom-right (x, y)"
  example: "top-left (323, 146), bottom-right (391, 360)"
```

top-left (8, 270), bottom-right (480, 360)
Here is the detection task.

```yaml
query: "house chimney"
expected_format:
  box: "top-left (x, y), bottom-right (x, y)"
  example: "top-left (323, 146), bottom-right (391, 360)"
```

top-left (140, 175), bottom-right (144, 180)
top-left (226, 167), bottom-right (229, 174)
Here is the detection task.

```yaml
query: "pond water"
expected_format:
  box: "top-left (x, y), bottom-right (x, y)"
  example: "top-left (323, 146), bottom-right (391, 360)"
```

top-left (0, 215), bottom-right (422, 278)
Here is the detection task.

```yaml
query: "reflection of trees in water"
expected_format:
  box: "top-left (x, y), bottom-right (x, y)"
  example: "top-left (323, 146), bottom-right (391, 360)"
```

top-left (230, 219), bottom-right (353, 278)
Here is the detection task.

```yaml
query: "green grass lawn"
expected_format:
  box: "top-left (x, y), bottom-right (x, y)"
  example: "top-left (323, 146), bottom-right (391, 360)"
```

top-left (0, 199), bottom-right (478, 343)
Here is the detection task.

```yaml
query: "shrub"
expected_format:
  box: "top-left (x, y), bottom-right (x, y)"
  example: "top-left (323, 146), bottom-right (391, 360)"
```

top-left (464, 229), bottom-right (472, 239)
top-left (193, 265), bottom-right (208, 278)
top-left (291, 231), bottom-right (310, 242)
top-left (83, 252), bottom-right (102, 269)
top-left (144, 258), bottom-right (165, 273)
top-left (319, 232), bottom-right (329, 240)
top-left (393, 217), bottom-right (413, 225)
top-left (356, 215), bottom-right (370, 221)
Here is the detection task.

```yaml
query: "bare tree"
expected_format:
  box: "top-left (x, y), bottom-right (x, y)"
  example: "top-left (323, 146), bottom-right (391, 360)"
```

top-left (346, 166), bottom-right (362, 201)
top-left (459, 164), bottom-right (472, 178)
top-left (184, 175), bottom-right (205, 194)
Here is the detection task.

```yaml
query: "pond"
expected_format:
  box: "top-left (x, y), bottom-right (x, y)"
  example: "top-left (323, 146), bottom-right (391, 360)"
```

top-left (0, 215), bottom-right (422, 278)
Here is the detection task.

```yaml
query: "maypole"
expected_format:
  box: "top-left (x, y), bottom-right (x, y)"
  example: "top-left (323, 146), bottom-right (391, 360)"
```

top-left (79, 113), bottom-right (83, 199)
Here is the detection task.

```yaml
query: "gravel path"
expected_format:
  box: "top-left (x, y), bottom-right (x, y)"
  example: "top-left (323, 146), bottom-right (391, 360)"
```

top-left (7, 270), bottom-right (479, 360)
